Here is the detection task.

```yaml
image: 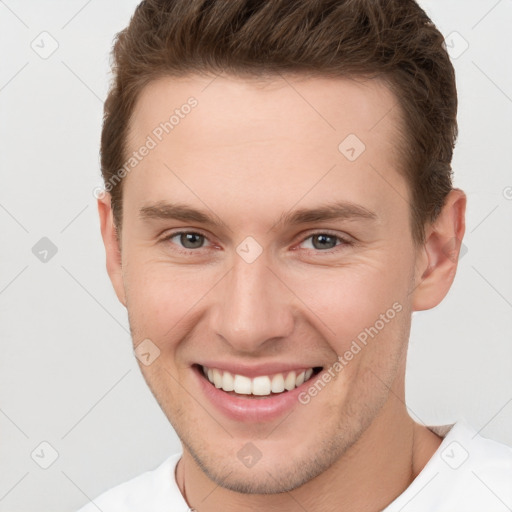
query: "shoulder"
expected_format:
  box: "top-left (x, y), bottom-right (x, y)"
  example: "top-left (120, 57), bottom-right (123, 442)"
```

top-left (385, 420), bottom-right (512, 512)
top-left (436, 419), bottom-right (512, 474)
top-left (75, 453), bottom-right (185, 512)
top-left (451, 420), bottom-right (512, 496)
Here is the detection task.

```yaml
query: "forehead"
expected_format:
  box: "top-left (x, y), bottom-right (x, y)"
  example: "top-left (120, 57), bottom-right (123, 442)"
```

top-left (124, 73), bottom-right (409, 229)
top-left (129, 73), bottom-right (401, 149)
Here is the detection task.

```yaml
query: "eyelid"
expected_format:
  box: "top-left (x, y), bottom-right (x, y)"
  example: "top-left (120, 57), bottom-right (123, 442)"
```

top-left (160, 229), bottom-right (214, 250)
top-left (295, 230), bottom-right (354, 251)
top-left (160, 228), bottom-right (354, 253)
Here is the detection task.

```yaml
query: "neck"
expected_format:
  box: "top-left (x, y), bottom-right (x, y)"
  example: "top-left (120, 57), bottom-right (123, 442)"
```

top-left (176, 395), bottom-right (442, 512)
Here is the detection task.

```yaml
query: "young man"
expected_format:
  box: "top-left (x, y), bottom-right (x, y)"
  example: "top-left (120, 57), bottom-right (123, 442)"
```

top-left (79, 0), bottom-right (512, 510)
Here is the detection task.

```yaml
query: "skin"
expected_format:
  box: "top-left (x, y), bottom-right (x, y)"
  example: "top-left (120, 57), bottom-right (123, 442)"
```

top-left (99, 73), bottom-right (466, 512)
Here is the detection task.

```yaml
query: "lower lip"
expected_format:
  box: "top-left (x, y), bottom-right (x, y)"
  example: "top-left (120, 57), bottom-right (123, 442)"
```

top-left (193, 366), bottom-right (315, 423)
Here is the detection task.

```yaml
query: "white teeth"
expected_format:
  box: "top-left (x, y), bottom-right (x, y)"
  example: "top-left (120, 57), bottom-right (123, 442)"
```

top-left (252, 376), bottom-right (271, 396)
top-left (213, 369), bottom-right (223, 388)
top-left (271, 373), bottom-right (285, 393)
top-left (201, 366), bottom-right (317, 396)
top-left (222, 371), bottom-right (235, 391)
top-left (284, 371), bottom-right (296, 391)
top-left (234, 374), bottom-right (252, 394)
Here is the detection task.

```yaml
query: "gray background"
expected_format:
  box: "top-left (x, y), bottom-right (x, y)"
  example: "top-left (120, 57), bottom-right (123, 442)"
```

top-left (1, 1), bottom-right (511, 510)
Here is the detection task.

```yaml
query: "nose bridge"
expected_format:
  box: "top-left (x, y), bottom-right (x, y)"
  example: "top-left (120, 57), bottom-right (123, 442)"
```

top-left (213, 254), bottom-right (294, 351)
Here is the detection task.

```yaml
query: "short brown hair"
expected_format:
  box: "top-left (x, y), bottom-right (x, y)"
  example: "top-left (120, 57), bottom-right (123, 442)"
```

top-left (101, 0), bottom-right (457, 245)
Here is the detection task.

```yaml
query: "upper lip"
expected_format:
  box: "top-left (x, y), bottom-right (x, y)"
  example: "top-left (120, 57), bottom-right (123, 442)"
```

top-left (196, 361), bottom-right (323, 378)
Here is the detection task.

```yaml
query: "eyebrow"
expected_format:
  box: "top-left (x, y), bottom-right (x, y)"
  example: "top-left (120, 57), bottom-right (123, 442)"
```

top-left (139, 200), bottom-right (378, 228)
top-left (276, 201), bottom-right (377, 227)
top-left (140, 202), bottom-right (216, 225)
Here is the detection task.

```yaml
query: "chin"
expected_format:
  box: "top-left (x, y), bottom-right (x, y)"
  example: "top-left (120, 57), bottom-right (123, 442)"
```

top-left (180, 429), bottom-right (357, 495)
top-left (191, 449), bottom-right (326, 494)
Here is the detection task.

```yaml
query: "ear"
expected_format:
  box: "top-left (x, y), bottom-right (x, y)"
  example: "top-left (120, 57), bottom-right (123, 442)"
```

top-left (411, 188), bottom-right (467, 311)
top-left (98, 194), bottom-right (127, 306)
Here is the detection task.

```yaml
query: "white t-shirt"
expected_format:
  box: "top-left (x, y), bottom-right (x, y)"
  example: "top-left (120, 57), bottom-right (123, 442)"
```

top-left (76, 419), bottom-right (512, 512)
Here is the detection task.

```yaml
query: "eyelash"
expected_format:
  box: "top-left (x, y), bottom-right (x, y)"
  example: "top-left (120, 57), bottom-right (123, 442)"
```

top-left (160, 230), bottom-right (354, 255)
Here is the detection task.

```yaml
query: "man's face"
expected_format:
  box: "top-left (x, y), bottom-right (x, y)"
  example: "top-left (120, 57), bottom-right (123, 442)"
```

top-left (111, 74), bottom-right (424, 492)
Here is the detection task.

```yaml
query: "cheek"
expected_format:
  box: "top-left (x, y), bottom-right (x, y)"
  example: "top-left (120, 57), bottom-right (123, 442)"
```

top-left (123, 257), bottom-right (217, 344)
top-left (286, 254), bottom-right (412, 356)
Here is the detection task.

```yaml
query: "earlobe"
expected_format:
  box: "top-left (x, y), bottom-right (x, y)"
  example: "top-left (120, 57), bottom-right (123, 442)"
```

top-left (97, 195), bottom-right (127, 307)
top-left (411, 188), bottom-right (467, 311)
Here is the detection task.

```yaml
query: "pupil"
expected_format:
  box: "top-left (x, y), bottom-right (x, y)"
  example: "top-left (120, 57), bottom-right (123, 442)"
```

top-left (313, 234), bottom-right (336, 250)
top-left (181, 233), bottom-right (203, 249)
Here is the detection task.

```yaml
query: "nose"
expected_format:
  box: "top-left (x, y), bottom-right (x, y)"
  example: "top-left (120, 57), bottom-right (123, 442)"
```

top-left (211, 253), bottom-right (295, 353)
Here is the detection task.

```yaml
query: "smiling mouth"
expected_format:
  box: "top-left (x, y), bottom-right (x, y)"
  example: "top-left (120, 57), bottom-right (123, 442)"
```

top-left (196, 364), bottom-right (323, 398)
